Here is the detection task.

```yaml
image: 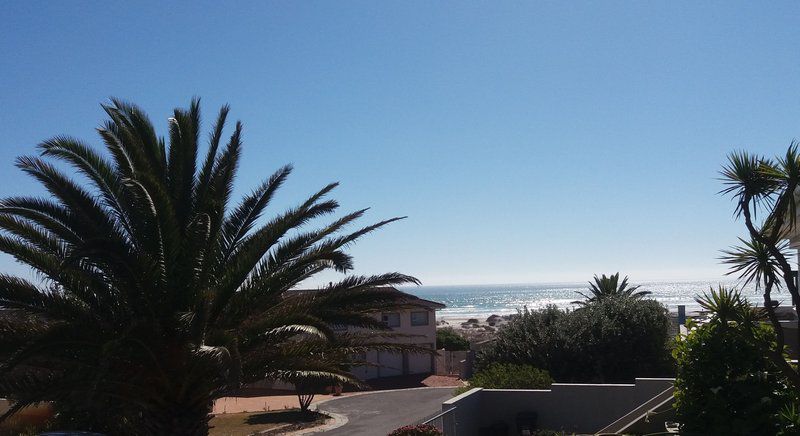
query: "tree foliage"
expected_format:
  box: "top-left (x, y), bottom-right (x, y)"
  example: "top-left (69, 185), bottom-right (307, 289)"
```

top-left (572, 272), bottom-right (651, 305)
top-left (436, 327), bottom-right (470, 351)
top-left (719, 144), bottom-right (800, 391)
top-left (458, 363), bottom-right (551, 395)
top-left (0, 99), bottom-right (423, 435)
top-left (674, 287), bottom-right (796, 435)
top-left (478, 298), bottom-right (673, 383)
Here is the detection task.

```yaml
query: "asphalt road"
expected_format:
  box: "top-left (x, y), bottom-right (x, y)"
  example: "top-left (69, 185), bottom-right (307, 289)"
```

top-left (316, 387), bottom-right (456, 435)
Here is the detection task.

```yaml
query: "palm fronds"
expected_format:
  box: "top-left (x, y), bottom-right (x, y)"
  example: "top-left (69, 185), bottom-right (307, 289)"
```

top-left (0, 99), bottom-right (419, 434)
top-left (572, 273), bottom-right (650, 305)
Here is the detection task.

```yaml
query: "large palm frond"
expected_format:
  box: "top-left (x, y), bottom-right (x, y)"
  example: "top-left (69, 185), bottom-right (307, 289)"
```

top-left (720, 236), bottom-right (788, 290)
top-left (0, 99), bottom-right (419, 435)
top-left (572, 273), bottom-right (650, 305)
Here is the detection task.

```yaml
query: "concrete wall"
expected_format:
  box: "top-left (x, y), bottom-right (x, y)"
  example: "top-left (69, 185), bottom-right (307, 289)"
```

top-left (781, 321), bottom-right (799, 359)
top-left (440, 378), bottom-right (674, 436)
top-left (442, 388), bottom-right (482, 436)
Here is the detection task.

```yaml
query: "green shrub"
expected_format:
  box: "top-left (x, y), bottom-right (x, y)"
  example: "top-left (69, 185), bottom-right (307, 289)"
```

top-left (388, 423), bottom-right (442, 435)
top-left (436, 327), bottom-right (470, 351)
top-left (673, 288), bottom-right (796, 435)
top-left (478, 298), bottom-right (673, 382)
top-left (456, 363), bottom-right (552, 395)
top-left (778, 403), bottom-right (800, 436)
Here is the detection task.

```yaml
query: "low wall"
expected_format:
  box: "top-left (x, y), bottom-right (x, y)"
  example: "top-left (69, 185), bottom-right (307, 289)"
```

top-left (442, 388), bottom-right (482, 436)
top-left (440, 378), bottom-right (674, 436)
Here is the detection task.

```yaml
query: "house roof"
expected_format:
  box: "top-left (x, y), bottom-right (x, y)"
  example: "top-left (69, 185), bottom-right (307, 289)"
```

top-left (290, 286), bottom-right (445, 310)
top-left (382, 287), bottom-right (446, 310)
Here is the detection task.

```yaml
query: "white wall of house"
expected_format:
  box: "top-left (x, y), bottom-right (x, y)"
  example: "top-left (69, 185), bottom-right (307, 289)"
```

top-left (351, 306), bottom-right (439, 379)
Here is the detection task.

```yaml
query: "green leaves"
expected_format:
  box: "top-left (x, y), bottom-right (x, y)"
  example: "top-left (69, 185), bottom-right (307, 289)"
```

top-left (719, 142), bottom-right (800, 395)
top-left (720, 237), bottom-right (787, 290)
top-left (694, 286), bottom-right (765, 326)
top-left (572, 272), bottom-right (651, 305)
top-left (478, 299), bottom-right (672, 383)
top-left (674, 291), bottom-right (789, 434)
top-left (0, 99), bottom-right (418, 434)
top-left (719, 150), bottom-right (780, 219)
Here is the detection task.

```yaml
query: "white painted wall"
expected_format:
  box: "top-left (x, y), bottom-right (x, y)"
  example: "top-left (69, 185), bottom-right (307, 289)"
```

top-left (351, 306), bottom-right (438, 379)
top-left (441, 378), bottom-right (675, 436)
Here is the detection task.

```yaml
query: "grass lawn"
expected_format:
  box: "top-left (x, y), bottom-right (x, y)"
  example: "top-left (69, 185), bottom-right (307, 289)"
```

top-left (209, 409), bottom-right (328, 436)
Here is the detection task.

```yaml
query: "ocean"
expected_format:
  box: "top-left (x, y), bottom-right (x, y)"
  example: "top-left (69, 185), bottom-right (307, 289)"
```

top-left (401, 279), bottom-right (777, 320)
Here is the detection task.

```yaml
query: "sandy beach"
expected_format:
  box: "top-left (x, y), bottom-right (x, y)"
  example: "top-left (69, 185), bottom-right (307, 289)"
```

top-left (438, 308), bottom-right (692, 344)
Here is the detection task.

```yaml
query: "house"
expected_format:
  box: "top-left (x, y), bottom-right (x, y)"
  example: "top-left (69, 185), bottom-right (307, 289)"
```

top-left (350, 288), bottom-right (446, 379)
top-left (251, 287), bottom-right (446, 390)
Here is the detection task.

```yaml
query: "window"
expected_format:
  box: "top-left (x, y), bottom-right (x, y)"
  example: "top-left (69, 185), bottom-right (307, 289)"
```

top-left (382, 312), bottom-right (401, 327)
top-left (410, 311), bottom-right (429, 326)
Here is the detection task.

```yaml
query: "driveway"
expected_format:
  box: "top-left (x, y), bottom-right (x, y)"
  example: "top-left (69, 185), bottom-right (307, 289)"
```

top-left (315, 387), bottom-right (456, 435)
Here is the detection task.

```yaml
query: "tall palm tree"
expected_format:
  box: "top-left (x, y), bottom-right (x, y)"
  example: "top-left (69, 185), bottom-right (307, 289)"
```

top-left (718, 145), bottom-right (800, 391)
top-left (572, 273), bottom-right (650, 305)
top-left (0, 99), bottom-right (423, 435)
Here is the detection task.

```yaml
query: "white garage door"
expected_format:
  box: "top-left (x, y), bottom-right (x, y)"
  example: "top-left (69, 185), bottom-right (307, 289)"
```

top-left (378, 351), bottom-right (403, 377)
top-left (408, 344), bottom-right (434, 374)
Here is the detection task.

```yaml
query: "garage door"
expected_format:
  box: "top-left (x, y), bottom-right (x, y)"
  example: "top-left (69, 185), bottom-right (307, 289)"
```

top-left (378, 351), bottom-right (403, 377)
top-left (408, 344), bottom-right (434, 374)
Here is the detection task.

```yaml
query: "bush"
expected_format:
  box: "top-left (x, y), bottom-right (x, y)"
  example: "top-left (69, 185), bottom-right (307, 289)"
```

top-left (673, 289), bottom-right (796, 435)
top-left (478, 298), bottom-right (673, 382)
top-left (455, 363), bottom-right (552, 395)
top-left (470, 362), bottom-right (552, 389)
top-left (388, 423), bottom-right (442, 435)
top-left (436, 327), bottom-right (470, 351)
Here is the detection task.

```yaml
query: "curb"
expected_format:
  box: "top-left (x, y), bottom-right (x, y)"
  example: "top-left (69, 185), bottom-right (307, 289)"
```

top-left (303, 386), bottom-right (458, 434)
top-left (312, 385), bottom-right (458, 408)
top-left (282, 408), bottom-right (348, 435)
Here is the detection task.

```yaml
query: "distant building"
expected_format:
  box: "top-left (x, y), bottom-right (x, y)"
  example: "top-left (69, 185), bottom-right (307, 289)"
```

top-left (255, 287), bottom-right (446, 391)
top-left (349, 288), bottom-right (446, 379)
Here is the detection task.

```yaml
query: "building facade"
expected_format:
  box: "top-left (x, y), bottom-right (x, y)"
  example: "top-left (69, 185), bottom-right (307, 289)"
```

top-left (350, 291), bottom-right (445, 379)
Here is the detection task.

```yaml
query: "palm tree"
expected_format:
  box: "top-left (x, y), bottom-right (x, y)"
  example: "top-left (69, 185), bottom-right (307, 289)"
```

top-left (572, 273), bottom-right (650, 305)
top-left (718, 145), bottom-right (800, 391)
top-left (0, 99), bottom-right (424, 435)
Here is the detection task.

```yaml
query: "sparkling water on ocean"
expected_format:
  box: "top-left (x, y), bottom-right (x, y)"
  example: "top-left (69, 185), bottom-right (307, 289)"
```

top-left (402, 279), bottom-right (773, 320)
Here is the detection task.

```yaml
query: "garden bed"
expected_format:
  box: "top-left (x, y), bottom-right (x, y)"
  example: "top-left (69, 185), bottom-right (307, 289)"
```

top-left (209, 409), bottom-right (328, 436)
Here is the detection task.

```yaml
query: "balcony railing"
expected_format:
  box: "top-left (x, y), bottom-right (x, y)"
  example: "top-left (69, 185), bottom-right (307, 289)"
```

top-left (420, 406), bottom-right (457, 435)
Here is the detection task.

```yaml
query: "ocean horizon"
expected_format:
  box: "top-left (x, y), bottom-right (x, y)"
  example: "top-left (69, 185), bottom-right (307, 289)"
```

top-left (401, 279), bottom-right (780, 320)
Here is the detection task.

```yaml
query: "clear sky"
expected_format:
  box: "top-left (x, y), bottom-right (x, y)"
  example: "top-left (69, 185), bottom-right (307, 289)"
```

top-left (1, 1), bottom-right (799, 286)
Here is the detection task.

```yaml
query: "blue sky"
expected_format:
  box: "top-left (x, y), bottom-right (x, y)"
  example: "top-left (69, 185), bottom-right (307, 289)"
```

top-left (1, 1), bottom-right (799, 286)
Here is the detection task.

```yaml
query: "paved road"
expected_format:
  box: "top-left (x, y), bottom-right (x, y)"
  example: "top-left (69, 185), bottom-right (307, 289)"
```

top-left (316, 387), bottom-right (456, 435)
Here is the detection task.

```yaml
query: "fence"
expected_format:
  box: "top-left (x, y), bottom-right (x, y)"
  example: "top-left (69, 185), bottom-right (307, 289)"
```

top-left (435, 350), bottom-right (471, 377)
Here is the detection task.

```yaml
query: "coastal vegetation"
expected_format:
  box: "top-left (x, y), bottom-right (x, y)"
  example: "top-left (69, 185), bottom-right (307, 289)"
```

top-left (719, 145), bottom-right (800, 391)
top-left (477, 297), bottom-right (673, 383)
top-left (455, 363), bottom-right (551, 395)
top-left (570, 272), bottom-right (651, 305)
top-left (671, 144), bottom-right (800, 434)
top-left (0, 99), bottom-right (423, 435)
top-left (436, 327), bottom-right (470, 351)
top-left (673, 287), bottom-right (796, 435)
